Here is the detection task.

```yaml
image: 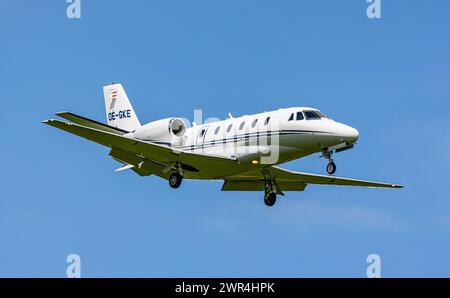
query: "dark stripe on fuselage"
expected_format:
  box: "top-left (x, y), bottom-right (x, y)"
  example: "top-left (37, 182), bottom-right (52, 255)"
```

top-left (181, 129), bottom-right (332, 151)
top-left (142, 129), bottom-right (332, 150)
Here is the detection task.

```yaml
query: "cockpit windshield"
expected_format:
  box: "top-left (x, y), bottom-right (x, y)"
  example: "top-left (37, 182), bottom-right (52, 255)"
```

top-left (304, 110), bottom-right (327, 120)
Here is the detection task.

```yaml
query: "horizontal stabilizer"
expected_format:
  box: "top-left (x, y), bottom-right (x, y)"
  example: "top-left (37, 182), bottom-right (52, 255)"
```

top-left (115, 164), bottom-right (134, 172)
top-left (56, 111), bottom-right (129, 135)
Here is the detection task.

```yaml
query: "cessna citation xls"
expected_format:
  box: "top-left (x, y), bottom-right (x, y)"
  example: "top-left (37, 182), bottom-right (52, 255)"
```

top-left (43, 83), bottom-right (403, 206)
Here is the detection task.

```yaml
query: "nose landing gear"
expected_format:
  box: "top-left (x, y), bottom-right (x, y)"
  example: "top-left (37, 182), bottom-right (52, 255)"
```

top-left (322, 149), bottom-right (337, 175)
top-left (326, 161), bottom-right (336, 175)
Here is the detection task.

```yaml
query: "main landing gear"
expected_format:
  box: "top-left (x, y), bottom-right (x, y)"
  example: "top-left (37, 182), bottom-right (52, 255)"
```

top-left (264, 192), bottom-right (276, 207)
top-left (169, 173), bottom-right (183, 188)
top-left (322, 149), bottom-right (337, 175)
top-left (169, 162), bottom-right (184, 189)
top-left (263, 182), bottom-right (278, 207)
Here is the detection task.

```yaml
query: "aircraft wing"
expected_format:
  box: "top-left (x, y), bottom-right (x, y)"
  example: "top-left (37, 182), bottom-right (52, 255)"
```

top-left (222, 166), bottom-right (403, 191)
top-left (43, 119), bottom-right (238, 177)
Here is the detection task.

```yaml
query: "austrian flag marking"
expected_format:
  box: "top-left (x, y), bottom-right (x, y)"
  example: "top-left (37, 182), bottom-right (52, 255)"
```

top-left (111, 90), bottom-right (118, 100)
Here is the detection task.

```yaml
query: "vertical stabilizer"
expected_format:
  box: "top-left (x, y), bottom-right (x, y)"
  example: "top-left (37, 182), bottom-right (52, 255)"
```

top-left (103, 83), bottom-right (141, 132)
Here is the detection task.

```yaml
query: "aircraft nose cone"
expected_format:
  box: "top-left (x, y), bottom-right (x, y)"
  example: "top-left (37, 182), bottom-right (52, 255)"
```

top-left (346, 126), bottom-right (359, 143)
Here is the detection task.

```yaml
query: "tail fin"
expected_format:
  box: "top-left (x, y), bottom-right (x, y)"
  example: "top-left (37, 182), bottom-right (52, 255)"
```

top-left (103, 83), bottom-right (141, 132)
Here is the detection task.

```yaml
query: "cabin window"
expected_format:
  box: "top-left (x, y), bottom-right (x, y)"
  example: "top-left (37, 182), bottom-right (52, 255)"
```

top-left (296, 111), bottom-right (304, 121)
top-left (239, 121), bottom-right (245, 130)
top-left (214, 126), bottom-right (220, 135)
top-left (304, 110), bottom-right (322, 120)
top-left (288, 113), bottom-right (294, 121)
top-left (251, 119), bottom-right (258, 128)
top-left (264, 117), bottom-right (270, 125)
top-left (227, 124), bottom-right (233, 132)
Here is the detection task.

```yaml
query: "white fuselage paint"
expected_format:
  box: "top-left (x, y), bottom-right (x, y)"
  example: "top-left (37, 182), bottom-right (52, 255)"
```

top-left (130, 107), bottom-right (359, 178)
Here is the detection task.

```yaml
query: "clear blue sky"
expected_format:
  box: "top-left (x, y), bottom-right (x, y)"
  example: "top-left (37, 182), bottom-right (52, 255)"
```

top-left (1, 0), bottom-right (449, 277)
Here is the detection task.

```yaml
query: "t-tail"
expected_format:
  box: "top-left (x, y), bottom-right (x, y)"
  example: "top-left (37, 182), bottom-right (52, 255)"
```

top-left (103, 83), bottom-right (141, 132)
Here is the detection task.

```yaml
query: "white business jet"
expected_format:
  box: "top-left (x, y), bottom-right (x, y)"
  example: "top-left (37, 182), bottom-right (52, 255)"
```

top-left (43, 83), bottom-right (403, 206)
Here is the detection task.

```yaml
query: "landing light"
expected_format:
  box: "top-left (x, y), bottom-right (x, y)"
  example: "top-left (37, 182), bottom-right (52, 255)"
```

top-left (252, 160), bottom-right (259, 165)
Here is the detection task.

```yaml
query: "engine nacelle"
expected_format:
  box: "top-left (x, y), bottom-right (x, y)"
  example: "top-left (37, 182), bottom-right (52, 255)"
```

top-left (132, 117), bottom-right (186, 144)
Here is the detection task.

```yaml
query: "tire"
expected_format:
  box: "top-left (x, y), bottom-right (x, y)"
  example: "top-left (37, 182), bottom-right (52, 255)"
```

top-left (264, 193), bottom-right (277, 207)
top-left (327, 161), bottom-right (336, 175)
top-left (169, 173), bottom-right (183, 189)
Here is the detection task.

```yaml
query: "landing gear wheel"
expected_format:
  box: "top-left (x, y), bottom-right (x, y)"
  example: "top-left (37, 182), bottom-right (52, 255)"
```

top-left (326, 161), bottom-right (336, 175)
top-left (264, 192), bottom-right (277, 207)
top-left (169, 173), bottom-right (183, 189)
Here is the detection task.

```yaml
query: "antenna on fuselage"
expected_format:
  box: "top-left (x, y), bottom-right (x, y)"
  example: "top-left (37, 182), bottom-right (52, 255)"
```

top-left (228, 113), bottom-right (233, 119)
